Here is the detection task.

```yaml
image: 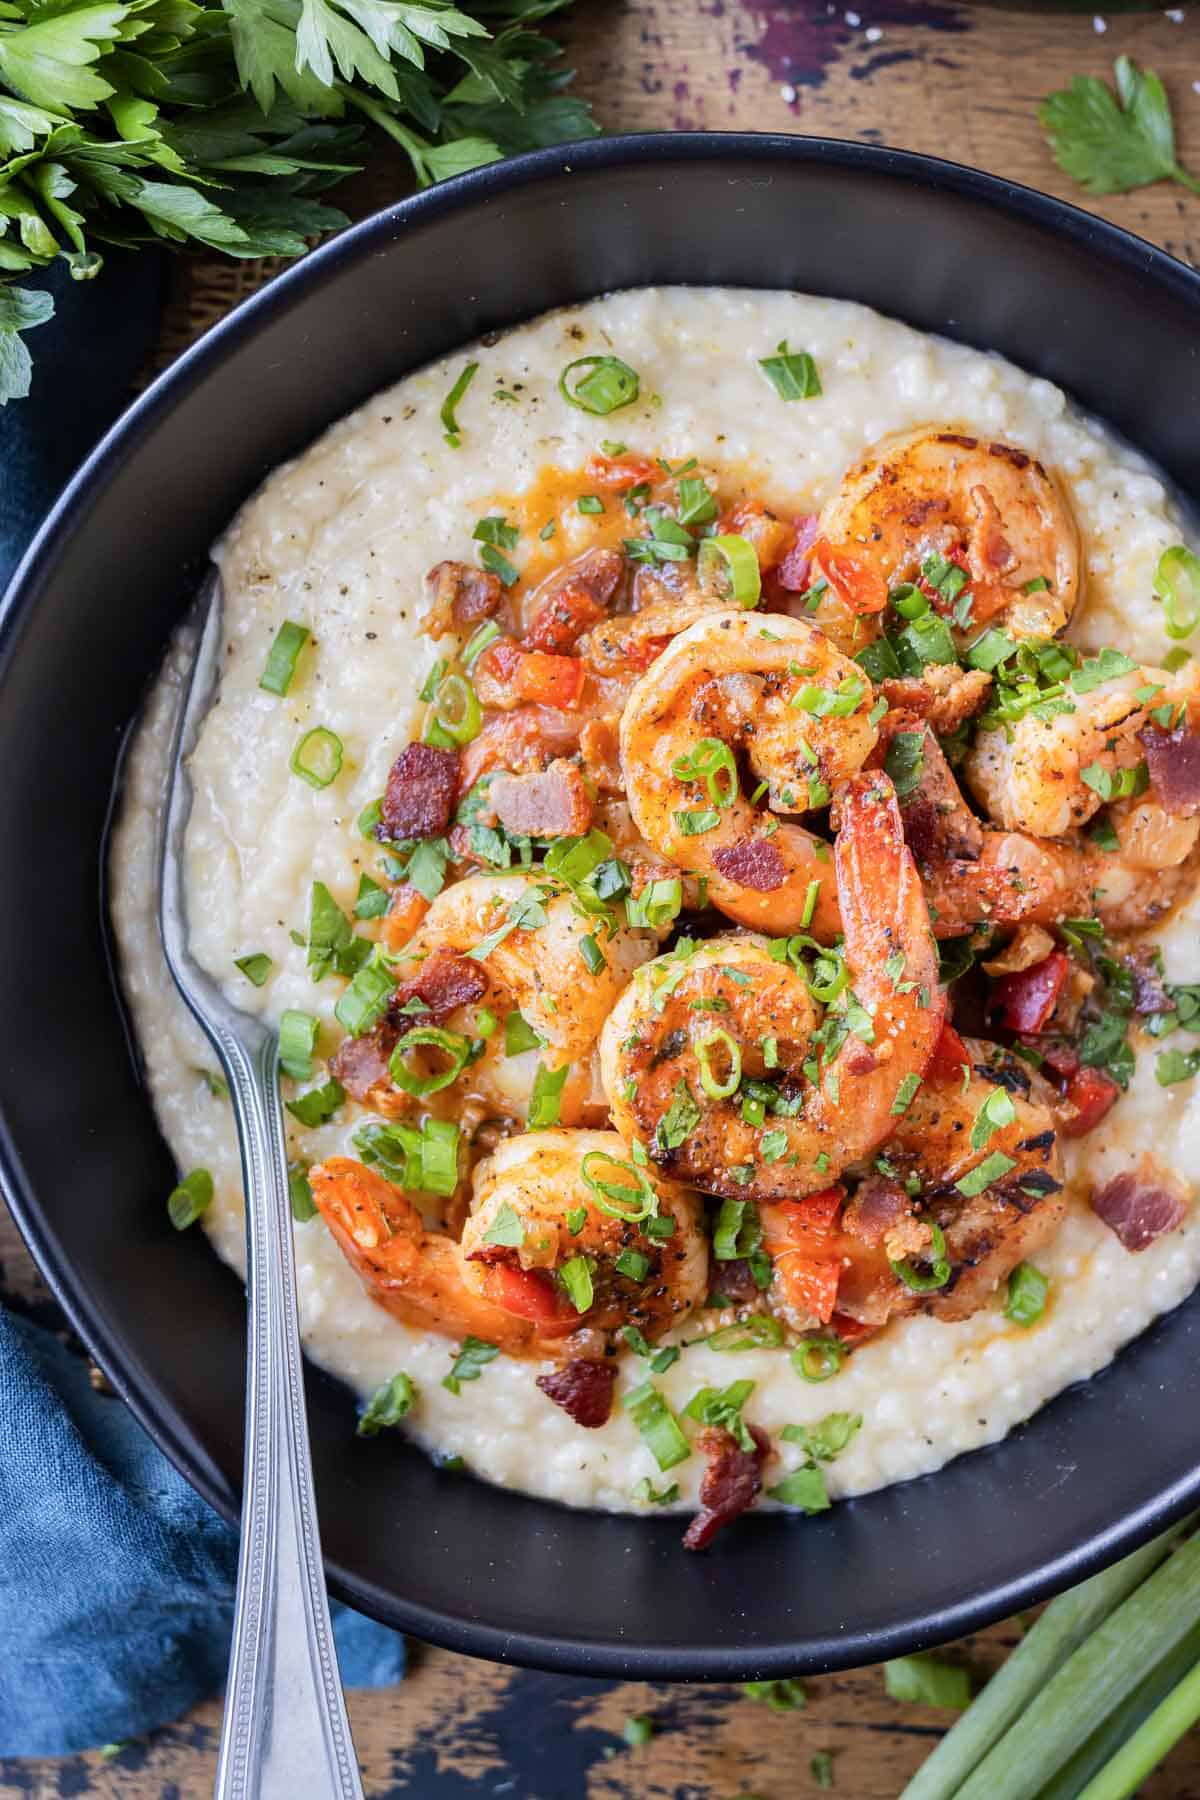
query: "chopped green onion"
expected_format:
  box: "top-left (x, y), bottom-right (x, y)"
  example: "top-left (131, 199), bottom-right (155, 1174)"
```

top-left (698, 533), bottom-right (762, 608)
top-left (623, 1715), bottom-right (653, 1748)
top-left (614, 1248), bottom-right (651, 1282)
top-left (671, 736), bottom-right (739, 807)
top-left (284, 1078), bottom-right (345, 1128)
top-left (259, 621), bottom-right (310, 696)
top-left (443, 1335), bottom-right (498, 1394)
top-left (704, 1314), bottom-right (784, 1351)
top-left (792, 1336), bottom-right (846, 1382)
top-left (353, 1116), bottom-right (460, 1197)
top-left (472, 514), bottom-right (518, 551)
top-left (622, 1379), bottom-right (691, 1471)
top-left (504, 1010), bottom-right (544, 1056)
top-left (559, 1253), bottom-right (595, 1313)
top-left (478, 543), bottom-right (518, 587)
top-left (890, 1219), bottom-right (952, 1292)
top-left (632, 1477), bottom-right (679, 1504)
top-left (744, 1677), bottom-right (808, 1710)
top-left (581, 1150), bottom-right (659, 1222)
top-left (482, 1201), bottom-right (525, 1248)
top-left (529, 1061), bottom-right (570, 1128)
top-left (357, 1372), bottom-right (416, 1435)
top-left (441, 360), bottom-right (478, 447)
top-left (1153, 545), bottom-right (1200, 639)
top-left (695, 1027), bottom-right (742, 1099)
top-left (767, 1463), bottom-right (830, 1511)
top-left (891, 1073), bottom-right (922, 1116)
top-left (674, 807), bottom-right (720, 836)
top-left (884, 730), bottom-right (926, 799)
top-left (579, 933), bottom-right (606, 976)
top-left (334, 950), bottom-right (394, 1037)
top-left (427, 673), bottom-right (481, 746)
top-left (759, 339), bottom-right (822, 401)
top-left (956, 1150), bottom-right (1017, 1197)
top-left (791, 675), bottom-right (867, 719)
top-left (389, 1026), bottom-right (472, 1097)
top-left (354, 873), bottom-right (389, 920)
top-left (278, 1009), bottom-right (319, 1081)
top-left (626, 877), bottom-right (683, 929)
top-left (577, 494), bottom-right (604, 515)
top-left (288, 1164), bottom-right (316, 1221)
top-left (656, 1078), bottom-right (702, 1152)
top-left (1023, 575), bottom-right (1050, 594)
top-left (1004, 1261), bottom-right (1049, 1326)
top-left (462, 619), bottom-right (501, 669)
top-left (856, 636), bottom-right (903, 682)
top-left (677, 476), bottom-right (718, 525)
top-left (167, 1167), bottom-right (212, 1231)
top-left (885, 1654), bottom-right (972, 1710)
top-left (559, 354), bottom-right (640, 416)
top-left (290, 726), bottom-right (344, 790)
top-left (234, 952), bottom-right (272, 987)
top-left (897, 613), bottom-right (958, 671)
top-left (970, 1086), bottom-right (1017, 1150)
top-left (967, 628), bottom-right (1017, 673)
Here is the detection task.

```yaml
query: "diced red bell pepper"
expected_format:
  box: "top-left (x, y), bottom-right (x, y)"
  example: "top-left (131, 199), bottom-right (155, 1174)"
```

top-left (928, 1021), bottom-right (970, 1086)
top-left (776, 1255), bottom-right (841, 1324)
top-left (812, 537), bottom-right (889, 615)
top-left (583, 452), bottom-right (659, 489)
top-left (523, 581), bottom-right (607, 655)
top-left (482, 1262), bottom-right (579, 1329)
top-left (1059, 1066), bottom-right (1120, 1139)
top-left (991, 950), bottom-right (1070, 1035)
top-left (515, 650), bottom-right (586, 710)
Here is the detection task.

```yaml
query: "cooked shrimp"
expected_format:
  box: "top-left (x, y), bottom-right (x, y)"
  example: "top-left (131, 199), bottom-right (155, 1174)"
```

top-left (966, 661), bottom-right (1200, 837)
top-left (310, 1155), bottom-right (550, 1353)
top-left (817, 426), bottom-right (1081, 640)
top-left (619, 609), bottom-right (880, 937)
top-left (600, 772), bottom-right (946, 1198)
top-left (460, 1129), bottom-right (707, 1341)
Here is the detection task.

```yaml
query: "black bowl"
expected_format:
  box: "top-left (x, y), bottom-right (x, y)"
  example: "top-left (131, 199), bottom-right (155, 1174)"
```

top-left (3, 134), bottom-right (1199, 1680)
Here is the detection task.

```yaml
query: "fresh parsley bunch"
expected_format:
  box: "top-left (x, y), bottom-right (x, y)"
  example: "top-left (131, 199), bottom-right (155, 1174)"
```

top-left (0, 0), bottom-right (597, 402)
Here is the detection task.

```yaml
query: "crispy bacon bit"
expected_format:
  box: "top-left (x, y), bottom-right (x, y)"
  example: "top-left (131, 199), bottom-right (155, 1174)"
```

top-left (843, 1177), bottom-right (912, 1249)
top-left (775, 513), bottom-right (820, 591)
top-left (880, 665), bottom-right (992, 735)
top-left (1058, 1066), bottom-right (1120, 1139)
top-left (989, 950), bottom-right (1070, 1035)
top-left (1126, 948), bottom-right (1173, 1016)
top-left (683, 1425), bottom-right (770, 1552)
top-left (390, 951), bottom-right (487, 1024)
top-left (712, 837), bottom-right (787, 893)
top-left (524, 581), bottom-right (607, 654)
top-left (490, 759), bottom-right (594, 839)
top-left (1091, 1167), bottom-right (1188, 1251)
top-left (1141, 720), bottom-right (1200, 817)
top-left (536, 1358), bottom-right (617, 1428)
top-left (711, 1259), bottom-right (762, 1304)
top-left (459, 706), bottom-right (582, 790)
top-left (381, 742), bottom-right (459, 842)
top-left (330, 1026), bottom-right (397, 1101)
top-left (423, 560), bottom-right (504, 634)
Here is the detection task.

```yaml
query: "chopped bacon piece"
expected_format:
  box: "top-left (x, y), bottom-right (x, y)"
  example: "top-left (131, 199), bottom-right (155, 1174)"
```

top-left (381, 883), bottom-right (430, 952)
top-left (536, 1358), bottom-right (617, 1427)
top-left (490, 759), bottom-right (593, 839)
top-left (683, 1425), bottom-right (770, 1552)
top-left (1126, 949), bottom-right (1173, 1016)
top-left (712, 838), bottom-right (787, 893)
top-left (812, 537), bottom-right (888, 615)
top-left (584, 452), bottom-right (659, 489)
top-left (381, 742), bottom-right (459, 841)
top-left (880, 665), bottom-right (993, 736)
top-left (774, 514), bottom-right (820, 592)
top-left (423, 560), bottom-right (504, 634)
top-left (1091, 1168), bottom-right (1188, 1251)
top-left (330, 1026), bottom-right (397, 1101)
top-left (459, 706), bottom-right (582, 790)
top-left (989, 950), bottom-right (1070, 1035)
top-left (524, 582), bottom-right (608, 654)
top-left (1058, 1066), bottom-right (1120, 1139)
top-left (1141, 720), bottom-right (1200, 817)
top-left (843, 1177), bottom-right (912, 1249)
top-left (390, 951), bottom-right (487, 1024)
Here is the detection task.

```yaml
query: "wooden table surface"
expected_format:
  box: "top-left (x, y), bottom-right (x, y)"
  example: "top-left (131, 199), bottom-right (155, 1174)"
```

top-left (5, 1), bottom-right (1200, 1793)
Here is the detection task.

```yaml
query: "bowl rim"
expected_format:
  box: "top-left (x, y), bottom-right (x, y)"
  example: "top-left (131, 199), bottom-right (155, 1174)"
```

top-left (4, 129), bottom-right (1200, 1677)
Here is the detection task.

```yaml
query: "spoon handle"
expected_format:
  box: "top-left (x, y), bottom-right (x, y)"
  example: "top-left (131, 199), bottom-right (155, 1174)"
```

top-left (212, 1024), bottom-right (364, 1800)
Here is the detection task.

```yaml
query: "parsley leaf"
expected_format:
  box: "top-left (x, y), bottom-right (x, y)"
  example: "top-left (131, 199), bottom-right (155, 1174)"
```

top-left (1039, 57), bottom-right (1200, 198)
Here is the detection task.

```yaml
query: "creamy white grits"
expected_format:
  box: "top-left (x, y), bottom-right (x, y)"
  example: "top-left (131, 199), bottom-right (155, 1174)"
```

top-left (110, 288), bottom-right (1200, 1515)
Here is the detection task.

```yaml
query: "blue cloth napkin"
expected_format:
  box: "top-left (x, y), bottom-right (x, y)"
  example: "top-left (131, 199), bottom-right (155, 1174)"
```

top-left (0, 1307), bottom-right (405, 1757)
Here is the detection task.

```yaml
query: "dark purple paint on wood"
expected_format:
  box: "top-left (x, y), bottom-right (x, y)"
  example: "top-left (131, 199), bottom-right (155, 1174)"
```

top-left (740, 0), bottom-right (968, 92)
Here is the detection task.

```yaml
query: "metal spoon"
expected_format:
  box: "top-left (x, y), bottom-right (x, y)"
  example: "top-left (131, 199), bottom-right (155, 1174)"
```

top-left (158, 573), bottom-right (364, 1800)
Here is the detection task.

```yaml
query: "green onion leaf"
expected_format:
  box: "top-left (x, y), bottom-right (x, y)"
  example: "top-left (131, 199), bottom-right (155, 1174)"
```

top-left (334, 949), bottom-right (394, 1037)
top-left (884, 730), bottom-right (926, 799)
top-left (443, 1335), bottom-right (498, 1394)
top-left (704, 1314), bottom-right (784, 1352)
top-left (290, 726), bottom-right (344, 790)
top-left (579, 933), bottom-right (606, 976)
top-left (622, 1379), bottom-right (691, 1470)
top-left (671, 736), bottom-right (739, 808)
top-left (792, 1336), bottom-right (846, 1383)
top-left (427, 672), bottom-right (482, 745)
top-left (441, 360), bottom-right (478, 447)
top-left (890, 1218), bottom-right (952, 1292)
top-left (529, 1061), bottom-right (570, 1128)
top-left (623, 1715), bottom-right (653, 1748)
top-left (614, 1248), bottom-right (650, 1282)
top-left (581, 1150), bottom-right (659, 1222)
top-left (288, 1164), bottom-right (316, 1222)
top-left (167, 1168), bottom-right (212, 1231)
top-left (1154, 544), bottom-right (1200, 639)
top-left (1004, 1261), bottom-right (1049, 1326)
top-left (698, 533), bottom-right (762, 608)
top-left (234, 952), bottom-right (272, 987)
top-left (389, 1026), bottom-right (472, 1097)
top-left (970, 1086), bottom-right (1017, 1150)
top-left (956, 1150), bottom-right (1018, 1197)
top-left (559, 354), bottom-right (640, 416)
top-left (482, 1201), bottom-right (525, 1249)
top-left (559, 1253), bottom-right (595, 1313)
top-left (259, 621), bottom-right (310, 696)
top-left (278, 1009), bottom-right (319, 1081)
top-left (767, 1463), bottom-right (830, 1512)
top-left (472, 514), bottom-right (519, 552)
top-left (657, 1079), bottom-right (702, 1152)
top-left (966, 628), bottom-right (1016, 674)
top-left (744, 1677), bottom-right (808, 1710)
top-left (504, 1010), bottom-right (545, 1056)
top-left (577, 494), bottom-right (604, 515)
top-left (696, 1027), bottom-right (742, 1100)
top-left (284, 1079), bottom-right (345, 1128)
top-left (677, 476), bottom-right (718, 525)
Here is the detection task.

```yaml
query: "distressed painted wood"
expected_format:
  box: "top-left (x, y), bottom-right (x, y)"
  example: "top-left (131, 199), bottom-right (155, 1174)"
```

top-left (6, 0), bottom-right (1200, 1790)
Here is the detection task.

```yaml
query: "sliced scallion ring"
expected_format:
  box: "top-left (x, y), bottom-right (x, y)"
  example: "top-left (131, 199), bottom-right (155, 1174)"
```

top-left (698, 533), bottom-right (762, 609)
top-left (389, 1026), bottom-right (472, 1097)
top-left (671, 736), bottom-right (738, 808)
top-left (890, 1218), bottom-right (952, 1292)
top-left (791, 1335), bottom-right (846, 1382)
top-left (558, 354), bottom-right (640, 416)
top-left (1153, 545), bottom-right (1200, 641)
top-left (695, 1028), bottom-right (742, 1100)
top-left (259, 620), bottom-right (310, 696)
top-left (290, 726), bottom-right (343, 790)
top-left (427, 672), bottom-right (482, 746)
top-left (704, 1314), bottom-right (784, 1351)
top-left (580, 1149), bottom-right (658, 1222)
